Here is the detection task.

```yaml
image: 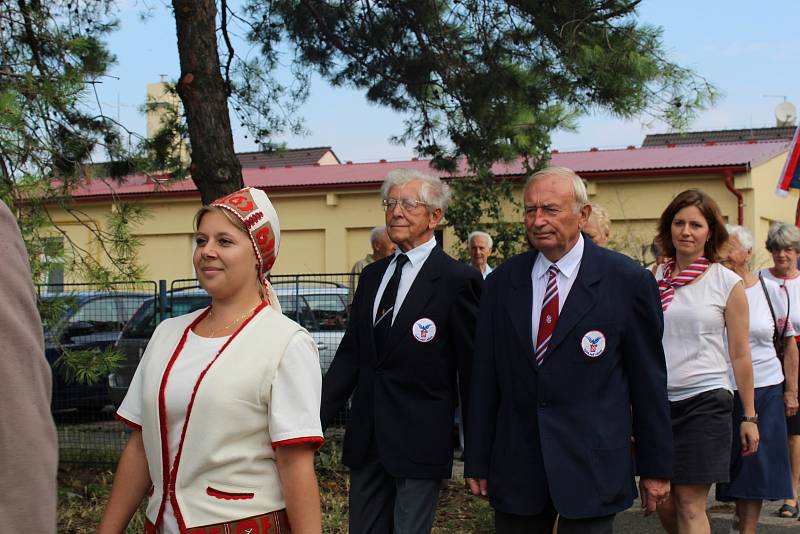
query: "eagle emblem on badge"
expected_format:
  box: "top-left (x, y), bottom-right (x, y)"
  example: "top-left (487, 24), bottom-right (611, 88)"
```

top-left (581, 330), bottom-right (606, 358)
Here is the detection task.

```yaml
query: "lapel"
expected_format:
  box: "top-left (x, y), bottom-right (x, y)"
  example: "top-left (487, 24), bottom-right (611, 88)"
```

top-left (509, 250), bottom-right (538, 373)
top-left (381, 246), bottom-right (443, 362)
top-left (542, 237), bottom-right (603, 361)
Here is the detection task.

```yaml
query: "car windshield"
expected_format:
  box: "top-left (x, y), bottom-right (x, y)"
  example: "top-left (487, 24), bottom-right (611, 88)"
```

top-left (122, 296), bottom-right (211, 339)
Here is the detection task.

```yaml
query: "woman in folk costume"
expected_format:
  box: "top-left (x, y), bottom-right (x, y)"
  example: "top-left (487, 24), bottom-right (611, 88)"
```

top-left (652, 190), bottom-right (759, 534)
top-left (99, 187), bottom-right (323, 534)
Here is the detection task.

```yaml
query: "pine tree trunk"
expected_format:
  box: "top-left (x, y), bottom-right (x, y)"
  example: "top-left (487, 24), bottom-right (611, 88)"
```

top-left (172, 0), bottom-right (243, 205)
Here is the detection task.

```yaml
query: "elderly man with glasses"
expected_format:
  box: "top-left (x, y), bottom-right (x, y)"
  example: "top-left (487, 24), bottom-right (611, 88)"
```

top-left (321, 169), bottom-right (482, 534)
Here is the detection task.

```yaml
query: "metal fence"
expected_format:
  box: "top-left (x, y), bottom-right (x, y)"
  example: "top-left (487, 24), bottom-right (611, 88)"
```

top-left (37, 273), bottom-right (355, 464)
top-left (36, 281), bottom-right (158, 463)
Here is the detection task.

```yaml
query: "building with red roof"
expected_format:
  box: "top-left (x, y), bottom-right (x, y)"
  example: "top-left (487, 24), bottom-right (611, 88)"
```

top-left (50, 137), bottom-right (798, 280)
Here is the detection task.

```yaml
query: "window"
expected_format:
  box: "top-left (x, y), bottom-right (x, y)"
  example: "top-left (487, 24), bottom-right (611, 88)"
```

top-left (42, 237), bottom-right (64, 292)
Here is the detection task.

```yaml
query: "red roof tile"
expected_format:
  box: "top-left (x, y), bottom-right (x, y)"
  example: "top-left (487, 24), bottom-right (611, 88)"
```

top-left (70, 140), bottom-right (790, 201)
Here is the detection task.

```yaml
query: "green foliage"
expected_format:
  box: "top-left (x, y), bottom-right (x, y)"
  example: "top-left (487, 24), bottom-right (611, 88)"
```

top-left (1, 0), bottom-right (150, 283)
top-left (260, 0), bottom-right (718, 258)
top-left (446, 168), bottom-right (526, 263)
top-left (54, 345), bottom-right (124, 386)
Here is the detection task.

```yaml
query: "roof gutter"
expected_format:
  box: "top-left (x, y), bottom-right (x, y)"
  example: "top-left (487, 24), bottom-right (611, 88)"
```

top-left (723, 168), bottom-right (744, 225)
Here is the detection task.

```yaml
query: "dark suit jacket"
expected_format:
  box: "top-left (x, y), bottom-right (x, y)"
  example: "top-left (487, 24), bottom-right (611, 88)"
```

top-left (322, 245), bottom-right (482, 479)
top-left (465, 237), bottom-right (672, 519)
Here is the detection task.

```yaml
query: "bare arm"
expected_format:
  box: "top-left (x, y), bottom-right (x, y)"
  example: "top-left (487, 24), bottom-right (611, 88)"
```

top-left (783, 337), bottom-right (799, 416)
top-left (276, 444), bottom-right (321, 534)
top-left (724, 283), bottom-right (759, 456)
top-left (98, 429), bottom-right (151, 533)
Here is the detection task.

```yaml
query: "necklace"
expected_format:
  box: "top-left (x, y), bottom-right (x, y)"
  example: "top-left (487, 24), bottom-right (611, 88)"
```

top-left (206, 303), bottom-right (260, 337)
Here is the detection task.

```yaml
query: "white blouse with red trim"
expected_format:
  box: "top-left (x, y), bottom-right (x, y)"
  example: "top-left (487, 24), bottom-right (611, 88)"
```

top-left (117, 329), bottom-right (323, 534)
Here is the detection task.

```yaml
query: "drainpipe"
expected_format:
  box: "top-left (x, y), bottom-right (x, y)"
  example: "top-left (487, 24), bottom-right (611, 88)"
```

top-left (723, 169), bottom-right (744, 225)
top-left (795, 196), bottom-right (800, 227)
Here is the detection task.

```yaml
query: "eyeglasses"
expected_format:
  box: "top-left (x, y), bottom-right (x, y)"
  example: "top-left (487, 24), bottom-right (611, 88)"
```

top-left (382, 197), bottom-right (428, 212)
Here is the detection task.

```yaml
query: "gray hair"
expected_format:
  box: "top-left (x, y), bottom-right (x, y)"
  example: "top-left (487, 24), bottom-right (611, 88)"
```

top-left (524, 166), bottom-right (589, 213)
top-left (468, 230), bottom-right (493, 250)
top-left (381, 169), bottom-right (451, 214)
top-left (369, 226), bottom-right (387, 245)
top-left (725, 224), bottom-right (754, 252)
top-left (588, 203), bottom-right (611, 235)
top-left (766, 222), bottom-right (800, 252)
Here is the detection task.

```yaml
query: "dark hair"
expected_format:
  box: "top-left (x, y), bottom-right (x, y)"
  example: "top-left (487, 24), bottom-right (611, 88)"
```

top-left (655, 189), bottom-right (728, 262)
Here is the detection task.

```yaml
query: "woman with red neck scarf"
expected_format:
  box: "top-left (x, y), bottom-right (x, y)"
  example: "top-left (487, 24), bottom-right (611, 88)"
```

top-left (759, 222), bottom-right (800, 520)
top-left (653, 189), bottom-right (758, 534)
top-left (99, 187), bottom-right (323, 534)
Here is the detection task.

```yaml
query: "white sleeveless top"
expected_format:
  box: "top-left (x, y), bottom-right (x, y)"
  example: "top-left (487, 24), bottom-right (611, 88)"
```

top-left (724, 278), bottom-right (794, 389)
top-left (657, 262), bottom-right (742, 401)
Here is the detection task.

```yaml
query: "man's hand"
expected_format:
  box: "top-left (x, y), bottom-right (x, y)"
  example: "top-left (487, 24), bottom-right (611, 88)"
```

top-left (639, 478), bottom-right (670, 516)
top-left (466, 478), bottom-right (488, 498)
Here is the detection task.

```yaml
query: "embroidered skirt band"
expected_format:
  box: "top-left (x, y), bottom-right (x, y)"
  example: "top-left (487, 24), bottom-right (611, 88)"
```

top-left (144, 509), bottom-right (291, 534)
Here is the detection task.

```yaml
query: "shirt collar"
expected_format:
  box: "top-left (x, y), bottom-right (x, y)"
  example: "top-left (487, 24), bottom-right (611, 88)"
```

top-left (393, 235), bottom-right (437, 267)
top-left (533, 233), bottom-right (585, 280)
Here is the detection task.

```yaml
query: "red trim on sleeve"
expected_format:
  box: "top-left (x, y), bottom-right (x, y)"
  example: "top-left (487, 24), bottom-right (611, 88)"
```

top-left (114, 413), bottom-right (142, 431)
top-left (165, 301), bottom-right (269, 534)
top-left (205, 486), bottom-right (255, 500)
top-left (272, 436), bottom-right (325, 450)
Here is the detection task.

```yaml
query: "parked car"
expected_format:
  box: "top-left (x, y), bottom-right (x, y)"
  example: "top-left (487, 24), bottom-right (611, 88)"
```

top-left (40, 291), bottom-right (150, 413)
top-left (108, 281), bottom-right (349, 406)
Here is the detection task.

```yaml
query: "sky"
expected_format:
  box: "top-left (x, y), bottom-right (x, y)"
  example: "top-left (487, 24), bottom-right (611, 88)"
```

top-left (94, 1), bottom-right (800, 163)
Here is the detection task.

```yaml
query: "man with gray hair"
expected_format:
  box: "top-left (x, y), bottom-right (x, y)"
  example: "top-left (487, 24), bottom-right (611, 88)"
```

top-left (348, 226), bottom-right (396, 306)
top-left (466, 166), bottom-right (672, 533)
top-left (468, 230), bottom-right (494, 279)
top-left (322, 168), bottom-right (482, 533)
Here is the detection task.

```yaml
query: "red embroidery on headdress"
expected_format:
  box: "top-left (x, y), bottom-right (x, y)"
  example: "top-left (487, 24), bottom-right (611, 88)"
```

top-left (215, 192), bottom-right (255, 213)
top-left (243, 211), bottom-right (264, 229)
top-left (255, 223), bottom-right (276, 270)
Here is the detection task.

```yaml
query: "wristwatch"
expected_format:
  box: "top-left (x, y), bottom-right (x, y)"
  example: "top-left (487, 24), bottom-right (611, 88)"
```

top-left (741, 414), bottom-right (759, 424)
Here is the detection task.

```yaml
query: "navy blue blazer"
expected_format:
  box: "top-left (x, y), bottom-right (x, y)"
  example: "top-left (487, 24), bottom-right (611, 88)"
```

top-left (465, 237), bottom-right (673, 518)
top-left (322, 245), bottom-right (482, 479)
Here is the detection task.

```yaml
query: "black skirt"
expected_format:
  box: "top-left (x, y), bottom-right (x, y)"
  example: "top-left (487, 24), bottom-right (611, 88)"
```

top-left (670, 388), bottom-right (734, 485)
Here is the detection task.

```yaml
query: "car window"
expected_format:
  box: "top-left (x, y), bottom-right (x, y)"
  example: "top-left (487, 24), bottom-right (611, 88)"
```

top-left (69, 298), bottom-right (121, 332)
top-left (118, 296), bottom-right (149, 323)
top-left (303, 294), bottom-right (347, 331)
top-left (279, 297), bottom-right (317, 330)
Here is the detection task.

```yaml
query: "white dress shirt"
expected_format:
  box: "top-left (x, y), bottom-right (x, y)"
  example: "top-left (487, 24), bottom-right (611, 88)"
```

top-left (530, 234), bottom-right (585, 346)
top-left (482, 264), bottom-right (494, 279)
top-left (373, 236), bottom-right (438, 325)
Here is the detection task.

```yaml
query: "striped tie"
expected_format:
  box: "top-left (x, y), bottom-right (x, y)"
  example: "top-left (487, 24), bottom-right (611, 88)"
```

top-left (535, 265), bottom-right (560, 365)
top-left (658, 257), bottom-right (710, 311)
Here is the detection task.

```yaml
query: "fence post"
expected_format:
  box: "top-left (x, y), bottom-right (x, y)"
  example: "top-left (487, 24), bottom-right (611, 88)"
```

top-left (158, 279), bottom-right (167, 320)
top-left (293, 275), bottom-right (301, 323)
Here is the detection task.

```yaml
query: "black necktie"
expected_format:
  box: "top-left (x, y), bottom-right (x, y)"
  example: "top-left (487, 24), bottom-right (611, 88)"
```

top-left (374, 254), bottom-right (409, 358)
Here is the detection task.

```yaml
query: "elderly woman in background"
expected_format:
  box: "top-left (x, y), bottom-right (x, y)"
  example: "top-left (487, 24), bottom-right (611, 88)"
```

top-left (715, 225), bottom-right (799, 533)
top-left (583, 202), bottom-right (611, 246)
top-left (653, 189), bottom-right (759, 534)
top-left (760, 222), bottom-right (800, 519)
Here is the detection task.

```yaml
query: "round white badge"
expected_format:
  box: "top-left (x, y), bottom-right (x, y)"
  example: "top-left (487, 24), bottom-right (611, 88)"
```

top-left (581, 330), bottom-right (606, 358)
top-left (412, 318), bottom-right (437, 343)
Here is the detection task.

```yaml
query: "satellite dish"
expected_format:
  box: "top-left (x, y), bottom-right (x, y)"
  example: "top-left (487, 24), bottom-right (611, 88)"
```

top-left (776, 101), bottom-right (797, 127)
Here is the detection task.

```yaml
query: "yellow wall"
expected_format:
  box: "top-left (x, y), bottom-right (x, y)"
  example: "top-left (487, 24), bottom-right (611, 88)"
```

top-left (47, 155), bottom-right (800, 283)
